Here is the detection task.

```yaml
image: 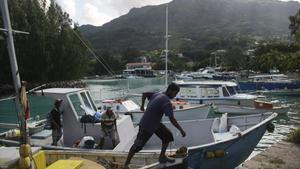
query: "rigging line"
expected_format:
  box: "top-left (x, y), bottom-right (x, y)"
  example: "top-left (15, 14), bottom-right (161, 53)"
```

top-left (0, 84), bottom-right (46, 102)
top-left (70, 28), bottom-right (115, 76)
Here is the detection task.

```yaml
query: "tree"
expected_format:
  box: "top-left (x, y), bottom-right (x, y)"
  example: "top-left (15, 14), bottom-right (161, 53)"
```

top-left (289, 9), bottom-right (300, 42)
top-left (222, 46), bottom-right (246, 71)
top-left (0, 0), bottom-right (89, 86)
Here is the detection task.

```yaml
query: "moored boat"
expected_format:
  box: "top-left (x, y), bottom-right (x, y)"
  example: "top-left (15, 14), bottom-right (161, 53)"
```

top-left (238, 74), bottom-right (300, 95)
top-left (174, 80), bottom-right (289, 115)
top-left (0, 86), bottom-right (278, 169)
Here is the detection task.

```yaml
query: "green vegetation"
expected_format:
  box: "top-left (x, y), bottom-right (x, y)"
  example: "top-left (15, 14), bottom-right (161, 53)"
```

top-left (79, 0), bottom-right (300, 74)
top-left (0, 0), bottom-right (89, 85)
top-left (289, 9), bottom-right (300, 42)
top-left (286, 128), bottom-right (300, 144)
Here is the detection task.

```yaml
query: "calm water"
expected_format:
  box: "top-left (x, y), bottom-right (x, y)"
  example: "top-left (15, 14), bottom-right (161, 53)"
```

top-left (1, 77), bottom-right (300, 153)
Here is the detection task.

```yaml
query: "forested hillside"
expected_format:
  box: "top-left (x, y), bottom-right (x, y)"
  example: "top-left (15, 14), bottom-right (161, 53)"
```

top-left (79, 0), bottom-right (299, 52)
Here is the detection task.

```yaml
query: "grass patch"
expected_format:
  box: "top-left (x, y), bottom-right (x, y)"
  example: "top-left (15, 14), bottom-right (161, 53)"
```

top-left (286, 128), bottom-right (300, 144)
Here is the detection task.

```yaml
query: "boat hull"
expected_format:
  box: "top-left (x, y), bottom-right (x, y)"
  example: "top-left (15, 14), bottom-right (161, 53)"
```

top-left (214, 105), bottom-right (289, 115)
top-left (187, 121), bottom-right (269, 169)
top-left (129, 104), bottom-right (211, 122)
top-left (257, 89), bottom-right (300, 96)
top-left (0, 113), bottom-right (277, 169)
top-left (238, 81), bottom-right (300, 93)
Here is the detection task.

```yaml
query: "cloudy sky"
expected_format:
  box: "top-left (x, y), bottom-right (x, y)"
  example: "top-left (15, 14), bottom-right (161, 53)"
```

top-left (56, 0), bottom-right (171, 26)
top-left (56, 0), bottom-right (298, 27)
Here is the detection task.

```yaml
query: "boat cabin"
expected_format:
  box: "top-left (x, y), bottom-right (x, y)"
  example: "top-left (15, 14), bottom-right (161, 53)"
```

top-left (34, 88), bottom-right (136, 150)
top-left (174, 80), bottom-right (257, 105)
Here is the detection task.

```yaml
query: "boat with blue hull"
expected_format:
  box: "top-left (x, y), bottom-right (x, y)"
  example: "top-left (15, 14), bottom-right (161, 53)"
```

top-left (174, 80), bottom-right (289, 115)
top-left (142, 113), bottom-right (277, 169)
top-left (187, 119), bottom-right (271, 169)
top-left (0, 86), bottom-right (277, 168)
top-left (238, 74), bottom-right (300, 95)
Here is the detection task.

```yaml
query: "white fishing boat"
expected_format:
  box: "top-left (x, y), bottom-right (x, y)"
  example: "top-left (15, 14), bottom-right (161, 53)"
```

top-left (0, 87), bottom-right (278, 169)
top-left (122, 62), bottom-right (155, 78)
top-left (175, 73), bottom-right (193, 80)
top-left (189, 67), bottom-right (217, 79)
top-left (174, 80), bottom-right (289, 115)
top-left (98, 98), bottom-right (211, 122)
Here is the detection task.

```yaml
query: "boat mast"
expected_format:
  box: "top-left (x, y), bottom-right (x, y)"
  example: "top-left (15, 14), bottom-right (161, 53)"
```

top-left (165, 4), bottom-right (169, 87)
top-left (0, 0), bottom-right (27, 144)
top-left (0, 0), bottom-right (21, 98)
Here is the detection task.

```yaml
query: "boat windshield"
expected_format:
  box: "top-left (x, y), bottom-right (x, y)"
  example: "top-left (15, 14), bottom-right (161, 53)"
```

top-left (80, 92), bottom-right (97, 112)
top-left (86, 92), bottom-right (97, 111)
top-left (69, 93), bottom-right (85, 117)
top-left (68, 91), bottom-right (97, 117)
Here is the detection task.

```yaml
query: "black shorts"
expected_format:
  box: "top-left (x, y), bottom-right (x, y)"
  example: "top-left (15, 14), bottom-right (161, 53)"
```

top-left (132, 123), bottom-right (174, 152)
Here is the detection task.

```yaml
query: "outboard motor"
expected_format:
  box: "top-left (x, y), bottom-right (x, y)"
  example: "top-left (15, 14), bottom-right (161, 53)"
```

top-left (78, 136), bottom-right (95, 149)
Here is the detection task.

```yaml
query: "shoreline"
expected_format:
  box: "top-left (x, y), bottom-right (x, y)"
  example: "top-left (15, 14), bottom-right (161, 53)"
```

top-left (0, 80), bottom-right (87, 99)
top-left (237, 141), bottom-right (300, 169)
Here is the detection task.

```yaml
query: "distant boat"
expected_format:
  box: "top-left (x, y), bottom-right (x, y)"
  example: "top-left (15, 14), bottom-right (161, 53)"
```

top-left (238, 74), bottom-right (300, 95)
top-left (212, 71), bottom-right (239, 81)
top-left (122, 62), bottom-right (155, 78)
top-left (190, 67), bottom-right (217, 79)
top-left (175, 72), bottom-right (193, 80)
top-left (174, 80), bottom-right (289, 115)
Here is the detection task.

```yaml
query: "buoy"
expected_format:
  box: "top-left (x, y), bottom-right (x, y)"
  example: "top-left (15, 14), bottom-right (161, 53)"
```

top-left (19, 157), bottom-right (31, 169)
top-left (19, 144), bottom-right (31, 157)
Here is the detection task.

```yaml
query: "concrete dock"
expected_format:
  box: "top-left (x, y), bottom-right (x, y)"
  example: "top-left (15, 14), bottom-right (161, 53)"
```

top-left (237, 141), bottom-right (300, 169)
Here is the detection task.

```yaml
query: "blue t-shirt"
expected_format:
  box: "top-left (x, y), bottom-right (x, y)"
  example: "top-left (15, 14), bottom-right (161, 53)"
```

top-left (139, 92), bottom-right (174, 133)
top-left (93, 111), bottom-right (101, 121)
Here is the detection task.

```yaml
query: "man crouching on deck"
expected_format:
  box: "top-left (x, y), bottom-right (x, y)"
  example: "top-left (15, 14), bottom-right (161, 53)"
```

top-left (123, 83), bottom-right (186, 168)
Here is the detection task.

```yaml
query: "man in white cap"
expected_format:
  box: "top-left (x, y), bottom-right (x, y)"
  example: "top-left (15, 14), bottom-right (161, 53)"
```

top-left (50, 99), bottom-right (63, 146)
top-left (98, 107), bottom-right (118, 149)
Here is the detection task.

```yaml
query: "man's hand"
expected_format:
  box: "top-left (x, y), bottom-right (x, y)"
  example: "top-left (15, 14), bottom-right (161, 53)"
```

top-left (140, 106), bottom-right (145, 111)
top-left (169, 116), bottom-right (186, 138)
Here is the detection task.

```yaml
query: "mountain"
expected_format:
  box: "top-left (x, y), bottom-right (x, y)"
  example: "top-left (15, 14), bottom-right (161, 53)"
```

top-left (79, 0), bottom-right (299, 52)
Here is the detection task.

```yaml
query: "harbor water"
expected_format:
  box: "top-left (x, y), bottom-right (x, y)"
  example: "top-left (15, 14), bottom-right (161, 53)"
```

top-left (0, 77), bottom-right (300, 155)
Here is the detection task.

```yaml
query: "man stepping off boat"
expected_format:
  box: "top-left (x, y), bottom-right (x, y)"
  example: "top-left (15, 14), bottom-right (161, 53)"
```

top-left (123, 83), bottom-right (186, 168)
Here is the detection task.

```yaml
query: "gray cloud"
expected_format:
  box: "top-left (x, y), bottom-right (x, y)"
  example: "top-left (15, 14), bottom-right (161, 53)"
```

top-left (57, 0), bottom-right (171, 26)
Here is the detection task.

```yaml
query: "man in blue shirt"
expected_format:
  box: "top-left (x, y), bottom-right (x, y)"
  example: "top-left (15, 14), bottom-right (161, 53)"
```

top-left (123, 83), bottom-right (186, 168)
